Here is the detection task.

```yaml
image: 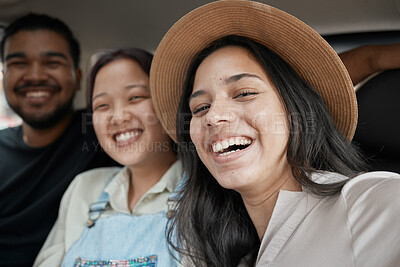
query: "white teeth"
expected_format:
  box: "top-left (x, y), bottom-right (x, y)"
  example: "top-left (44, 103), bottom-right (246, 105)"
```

top-left (115, 131), bottom-right (141, 142)
top-left (235, 137), bottom-right (242, 145)
top-left (212, 137), bottom-right (252, 153)
top-left (215, 142), bottom-right (223, 152)
top-left (26, 91), bottom-right (50, 98)
top-left (229, 139), bottom-right (235, 146)
top-left (220, 149), bottom-right (241, 156)
top-left (222, 140), bottom-right (229, 150)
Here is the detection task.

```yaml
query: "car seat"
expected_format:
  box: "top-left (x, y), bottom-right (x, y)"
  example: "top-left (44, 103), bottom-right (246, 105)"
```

top-left (352, 69), bottom-right (400, 173)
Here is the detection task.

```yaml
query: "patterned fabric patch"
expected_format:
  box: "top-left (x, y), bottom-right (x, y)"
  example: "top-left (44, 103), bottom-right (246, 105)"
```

top-left (73, 255), bottom-right (157, 267)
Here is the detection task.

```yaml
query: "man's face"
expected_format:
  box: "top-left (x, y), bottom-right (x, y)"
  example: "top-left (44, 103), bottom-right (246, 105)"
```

top-left (2, 29), bottom-right (80, 129)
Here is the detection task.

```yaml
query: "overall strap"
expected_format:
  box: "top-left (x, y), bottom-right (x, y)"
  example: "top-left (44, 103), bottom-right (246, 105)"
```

top-left (86, 185), bottom-right (111, 228)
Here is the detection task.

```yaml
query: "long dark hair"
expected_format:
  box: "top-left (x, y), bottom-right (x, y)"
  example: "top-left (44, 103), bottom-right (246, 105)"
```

top-left (167, 35), bottom-right (367, 266)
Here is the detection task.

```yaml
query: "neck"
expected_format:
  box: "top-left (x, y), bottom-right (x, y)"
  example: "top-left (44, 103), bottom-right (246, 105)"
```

top-left (22, 111), bottom-right (74, 148)
top-left (241, 172), bottom-right (301, 241)
top-left (127, 149), bottom-right (177, 212)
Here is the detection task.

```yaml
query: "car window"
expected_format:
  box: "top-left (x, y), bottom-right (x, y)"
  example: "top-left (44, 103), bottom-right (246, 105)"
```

top-left (0, 27), bottom-right (22, 130)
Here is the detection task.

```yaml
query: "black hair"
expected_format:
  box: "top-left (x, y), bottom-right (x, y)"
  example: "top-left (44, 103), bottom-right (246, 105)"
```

top-left (167, 35), bottom-right (367, 266)
top-left (0, 13), bottom-right (80, 68)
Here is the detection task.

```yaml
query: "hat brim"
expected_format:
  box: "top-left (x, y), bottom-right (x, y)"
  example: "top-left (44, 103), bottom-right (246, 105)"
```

top-left (150, 0), bottom-right (357, 142)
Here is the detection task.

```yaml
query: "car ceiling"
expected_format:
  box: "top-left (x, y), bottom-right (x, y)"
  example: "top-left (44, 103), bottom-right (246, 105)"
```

top-left (1, 0), bottom-right (400, 51)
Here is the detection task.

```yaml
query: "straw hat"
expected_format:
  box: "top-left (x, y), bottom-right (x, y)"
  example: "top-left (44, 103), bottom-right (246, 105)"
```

top-left (150, 0), bottom-right (357, 142)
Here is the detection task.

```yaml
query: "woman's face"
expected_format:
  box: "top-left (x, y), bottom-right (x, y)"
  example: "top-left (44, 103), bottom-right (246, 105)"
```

top-left (92, 58), bottom-right (172, 167)
top-left (189, 46), bottom-right (293, 194)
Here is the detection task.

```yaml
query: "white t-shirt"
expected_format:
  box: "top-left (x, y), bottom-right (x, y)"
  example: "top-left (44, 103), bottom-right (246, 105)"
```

top-left (256, 171), bottom-right (400, 267)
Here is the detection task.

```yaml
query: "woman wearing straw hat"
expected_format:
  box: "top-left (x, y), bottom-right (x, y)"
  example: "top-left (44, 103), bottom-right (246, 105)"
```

top-left (150, 1), bottom-right (400, 266)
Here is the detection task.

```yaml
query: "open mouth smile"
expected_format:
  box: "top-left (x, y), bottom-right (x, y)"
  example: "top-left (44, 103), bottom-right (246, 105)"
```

top-left (211, 136), bottom-right (253, 156)
top-left (25, 90), bottom-right (51, 99)
top-left (113, 129), bottom-right (143, 147)
top-left (16, 85), bottom-right (61, 104)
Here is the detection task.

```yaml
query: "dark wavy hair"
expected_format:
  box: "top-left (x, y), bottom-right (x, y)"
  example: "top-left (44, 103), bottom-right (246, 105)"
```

top-left (167, 35), bottom-right (367, 266)
top-left (0, 13), bottom-right (80, 68)
top-left (87, 48), bottom-right (153, 111)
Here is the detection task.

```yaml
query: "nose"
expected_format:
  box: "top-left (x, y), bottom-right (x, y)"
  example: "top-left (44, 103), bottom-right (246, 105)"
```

top-left (110, 106), bottom-right (132, 126)
top-left (23, 63), bottom-right (48, 83)
top-left (204, 100), bottom-right (235, 127)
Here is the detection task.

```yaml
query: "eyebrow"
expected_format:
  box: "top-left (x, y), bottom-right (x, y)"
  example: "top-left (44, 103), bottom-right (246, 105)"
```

top-left (42, 51), bottom-right (68, 61)
top-left (92, 92), bottom-right (107, 102)
top-left (5, 52), bottom-right (26, 61)
top-left (189, 90), bottom-right (206, 104)
top-left (92, 84), bottom-right (149, 102)
top-left (126, 84), bottom-right (149, 90)
top-left (224, 73), bottom-right (263, 84)
top-left (189, 73), bottom-right (263, 103)
top-left (5, 51), bottom-right (69, 62)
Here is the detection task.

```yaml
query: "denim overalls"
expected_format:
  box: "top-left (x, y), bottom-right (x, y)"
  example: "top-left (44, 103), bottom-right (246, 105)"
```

top-left (61, 180), bottom-right (180, 267)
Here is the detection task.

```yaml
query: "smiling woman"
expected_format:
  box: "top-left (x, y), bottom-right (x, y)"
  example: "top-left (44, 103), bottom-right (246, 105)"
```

top-left (150, 1), bottom-right (400, 266)
top-left (189, 45), bottom-right (293, 196)
top-left (34, 48), bottom-right (182, 267)
top-left (91, 58), bottom-right (169, 169)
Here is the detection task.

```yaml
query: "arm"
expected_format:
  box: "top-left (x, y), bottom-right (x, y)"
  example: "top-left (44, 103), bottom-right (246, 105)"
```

top-left (33, 219), bottom-right (66, 267)
top-left (339, 43), bottom-right (400, 85)
top-left (343, 172), bottom-right (400, 266)
top-left (33, 168), bottom-right (117, 266)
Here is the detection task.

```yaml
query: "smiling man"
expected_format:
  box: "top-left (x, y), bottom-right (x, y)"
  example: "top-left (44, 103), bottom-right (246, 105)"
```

top-left (0, 14), bottom-right (117, 267)
top-left (3, 27), bottom-right (79, 144)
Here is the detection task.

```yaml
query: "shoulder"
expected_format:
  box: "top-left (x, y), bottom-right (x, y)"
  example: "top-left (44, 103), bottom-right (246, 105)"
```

top-left (341, 171), bottom-right (400, 204)
top-left (0, 126), bottom-right (20, 142)
top-left (45, 166), bottom-right (122, 257)
top-left (340, 172), bottom-right (400, 265)
top-left (0, 128), bottom-right (10, 144)
top-left (60, 167), bottom-right (122, 241)
top-left (340, 171), bottom-right (400, 214)
top-left (64, 167), bottom-right (122, 206)
top-left (69, 167), bottom-right (122, 193)
top-left (0, 127), bottom-right (11, 136)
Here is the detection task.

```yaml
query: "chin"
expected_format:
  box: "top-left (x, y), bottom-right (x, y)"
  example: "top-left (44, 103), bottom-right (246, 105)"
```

top-left (213, 171), bottom-right (248, 191)
top-left (110, 153), bottom-right (138, 166)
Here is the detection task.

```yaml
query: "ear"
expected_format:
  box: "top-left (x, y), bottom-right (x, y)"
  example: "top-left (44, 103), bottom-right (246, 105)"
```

top-left (74, 68), bottom-right (82, 91)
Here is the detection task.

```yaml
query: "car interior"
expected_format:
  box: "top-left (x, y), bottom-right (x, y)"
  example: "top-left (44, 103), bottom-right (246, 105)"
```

top-left (326, 31), bottom-right (400, 173)
top-left (1, 0), bottom-right (399, 172)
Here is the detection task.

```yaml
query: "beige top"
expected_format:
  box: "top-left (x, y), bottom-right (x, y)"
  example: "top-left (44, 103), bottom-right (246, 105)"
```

top-left (256, 171), bottom-right (400, 267)
top-left (34, 160), bottom-right (183, 267)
